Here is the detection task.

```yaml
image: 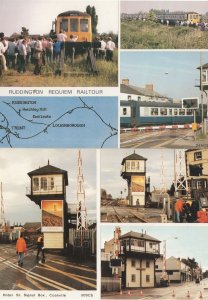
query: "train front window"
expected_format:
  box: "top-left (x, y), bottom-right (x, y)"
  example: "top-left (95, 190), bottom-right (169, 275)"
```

top-left (70, 18), bottom-right (78, 32)
top-left (60, 19), bottom-right (68, 32)
top-left (80, 19), bottom-right (88, 32)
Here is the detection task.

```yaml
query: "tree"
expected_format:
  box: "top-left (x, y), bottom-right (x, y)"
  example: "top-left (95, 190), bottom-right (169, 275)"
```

top-left (21, 27), bottom-right (29, 38)
top-left (86, 5), bottom-right (98, 35)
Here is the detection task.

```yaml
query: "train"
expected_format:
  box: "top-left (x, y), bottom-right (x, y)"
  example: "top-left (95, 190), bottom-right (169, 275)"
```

top-left (120, 100), bottom-right (203, 128)
top-left (53, 10), bottom-right (92, 42)
top-left (156, 11), bottom-right (201, 25)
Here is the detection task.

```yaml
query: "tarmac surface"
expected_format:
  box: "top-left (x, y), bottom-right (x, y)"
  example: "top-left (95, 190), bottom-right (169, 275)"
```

top-left (120, 129), bottom-right (208, 149)
top-left (0, 243), bottom-right (96, 290)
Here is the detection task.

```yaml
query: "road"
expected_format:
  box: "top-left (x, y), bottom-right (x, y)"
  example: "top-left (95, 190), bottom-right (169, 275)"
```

top-left (102, 280), bottom-right (208, 299)
top-left (120, 129), bottom-right (199, 148)
top-left (0, 244), bottom-right (96, 290)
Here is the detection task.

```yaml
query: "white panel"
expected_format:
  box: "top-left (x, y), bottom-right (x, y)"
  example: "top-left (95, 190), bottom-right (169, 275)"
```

top-left (44, 232), bottom-right (64, 249)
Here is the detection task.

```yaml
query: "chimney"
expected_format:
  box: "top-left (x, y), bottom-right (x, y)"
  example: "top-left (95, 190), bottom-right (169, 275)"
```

top-left (145, 83), bottom-right (154, 92)
top-left (122, 78), bottom-right (129, 86)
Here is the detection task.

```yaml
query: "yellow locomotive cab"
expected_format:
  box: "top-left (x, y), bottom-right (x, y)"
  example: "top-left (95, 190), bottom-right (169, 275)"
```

top-left (55, 11), bottom-right (92, 42)
top-left (187, 12), bottom-right (201, 24)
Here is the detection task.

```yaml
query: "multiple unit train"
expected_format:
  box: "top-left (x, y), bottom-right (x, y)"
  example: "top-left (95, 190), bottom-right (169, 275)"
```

top-left (120, 100), bottom-right (203, 128)
top-left (156, 11), bottom-right (201, 24)
top-left (53, 11), bottom-right (92, 42)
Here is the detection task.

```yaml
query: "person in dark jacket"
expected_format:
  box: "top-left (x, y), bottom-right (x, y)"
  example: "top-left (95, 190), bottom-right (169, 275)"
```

top-left (36, 235), bottom-right (45, 262)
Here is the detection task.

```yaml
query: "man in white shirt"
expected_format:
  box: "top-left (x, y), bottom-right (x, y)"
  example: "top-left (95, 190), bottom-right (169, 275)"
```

top-left (17, 39), bottom-right (27, 73)
top-left (57, 29), bottom-right (67, 42)
top-left (0, 36), bottom-right (7, 71)
top-left (106, 36), bottom-right (116, 61)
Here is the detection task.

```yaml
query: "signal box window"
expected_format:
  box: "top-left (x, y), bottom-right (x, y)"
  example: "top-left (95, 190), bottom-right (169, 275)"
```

top-left (194, 151), bottom-right (202, 161)
top-left (33, 178), bottom-right (39, 191)
top-left (169, 109), bottom-right (172, 116)
top-left (80, 19), bottom-right (88, 32)
top-left (70, 18), bottom-right (78, 32)
top-left (60, 19), bottom-right (68, 32)
top-left (128, 95), bottom-right (131, 100)
top-left (160, 108), bottom-right (167, 115)
top-left (187, 109), bottom-right (193, 115)
top-left (179, 109), bottom-right (185, 115)
top-left (41, 177), bottom-right (47, 190)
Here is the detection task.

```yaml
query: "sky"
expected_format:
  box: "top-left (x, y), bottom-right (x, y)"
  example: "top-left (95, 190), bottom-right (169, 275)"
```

top-left (101, 149), bottom-right (175, 199)
top-left (121, 1), bottom-right (208, 14)
top-left (101, 224), bottom-right (208, 271)
top-left (0, 149), bottom-right (97, 224)
top-left (120, 51), bottom-right (208, 100)
top-left (0, 0), bottom-right (118, 37)
top-left (0, 97), bottom-right (118, 148)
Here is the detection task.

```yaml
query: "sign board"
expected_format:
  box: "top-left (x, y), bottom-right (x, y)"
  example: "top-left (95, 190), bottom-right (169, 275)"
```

top-left (131, 175), bottom-right (145, 195)
top-left (182, 98), bottom-right (199, 109)
top-left (41, 200), bottom-right (64, 232)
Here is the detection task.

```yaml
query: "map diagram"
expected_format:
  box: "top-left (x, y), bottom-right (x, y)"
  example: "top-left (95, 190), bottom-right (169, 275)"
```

top-left (0, 96), bottom-right (118, 148)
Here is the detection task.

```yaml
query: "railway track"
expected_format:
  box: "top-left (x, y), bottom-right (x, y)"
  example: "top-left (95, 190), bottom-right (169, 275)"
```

top-left (111, 207), bottom-right (147, 223)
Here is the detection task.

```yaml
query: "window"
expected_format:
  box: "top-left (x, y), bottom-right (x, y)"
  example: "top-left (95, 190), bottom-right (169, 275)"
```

top-left (49, 177), bottom-right (54, 190)
top-left (41, 177), bottom-right (47, 190)
top-left (197, 181), bottom-right (203, 189)
top-left (128, 95), bottom-right (131, 100)
top-left (70, 18), bottom-right (78, 32)
top-left (126, 161), bottom-right (130, 171)
top-left (80, 19), bottom-right (88, 32)
top-left (131, 162), bottom-right (136, 170)
top-left (179, 109), bottom-right (185, 115)
top-left (187, 109), bottom-right (193, 115)
top-left (151, 108), bottom-right (158, 116)
top-left (131, 260), bottom-right (136, 267)
top-left (160, 108), bottom-right (167, 116)
top-left (131, 274), bottom-right (136, 282)
top-left (60, 19), bottom-right (68, 32)
top-left (146, 260), bottom-right (150, 268)
top-left (169, 109), bottom-right (172, 116)
top-left (138, 240), bottom-right (145, 247)
top-left (33, 177), bottom-right (39, 191)
top-left (123, 108), bottom-right (127, 115)
top-left (202, 70), bottom-right (207, 83)
top-left (138, 96), bottom-right (141, 101)
top-left (146, 275), bottom-right (150, 282)
top-left (174, 109), bottom-right (178, 116)
top-left (194, 151), bottom-right (202, 161)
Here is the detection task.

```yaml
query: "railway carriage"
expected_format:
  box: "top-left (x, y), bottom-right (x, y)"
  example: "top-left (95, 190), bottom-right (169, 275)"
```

top-left (120, 100), bottom-right (202, 128)
top-left (157, 11), bottom-right (201, 24)
top-left (54, 11), bottom-right (92, 42)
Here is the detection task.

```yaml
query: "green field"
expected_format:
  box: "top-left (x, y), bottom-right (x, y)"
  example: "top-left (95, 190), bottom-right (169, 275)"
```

top-left (121, 20), bottom-right (208, 49)
top-left (0, 51), bottom-right (118, 87)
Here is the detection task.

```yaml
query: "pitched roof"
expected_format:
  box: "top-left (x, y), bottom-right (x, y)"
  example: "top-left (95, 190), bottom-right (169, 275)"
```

top-left (121, 152), bottom-right (147, 165)
top-left (23, 222), bottom-right (41, 230)
top-left (28, 163), bottom-right (68, 185)
top-left (197, 63), bottom-right (208, 70)
top-left (119, 231), bottom-right (161, 242)
top-left (121, 83), bottom-right (167, 99)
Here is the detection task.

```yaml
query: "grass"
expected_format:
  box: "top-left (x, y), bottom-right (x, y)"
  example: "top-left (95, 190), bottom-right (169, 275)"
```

top-left (0, 50), bottom-right (118, 87)
top-left (121, 20), bottom-right (208, 49)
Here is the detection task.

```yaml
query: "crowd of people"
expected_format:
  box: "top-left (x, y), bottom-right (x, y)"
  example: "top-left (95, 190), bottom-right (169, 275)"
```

top-left (0, 31), bottom-right (116, 76)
